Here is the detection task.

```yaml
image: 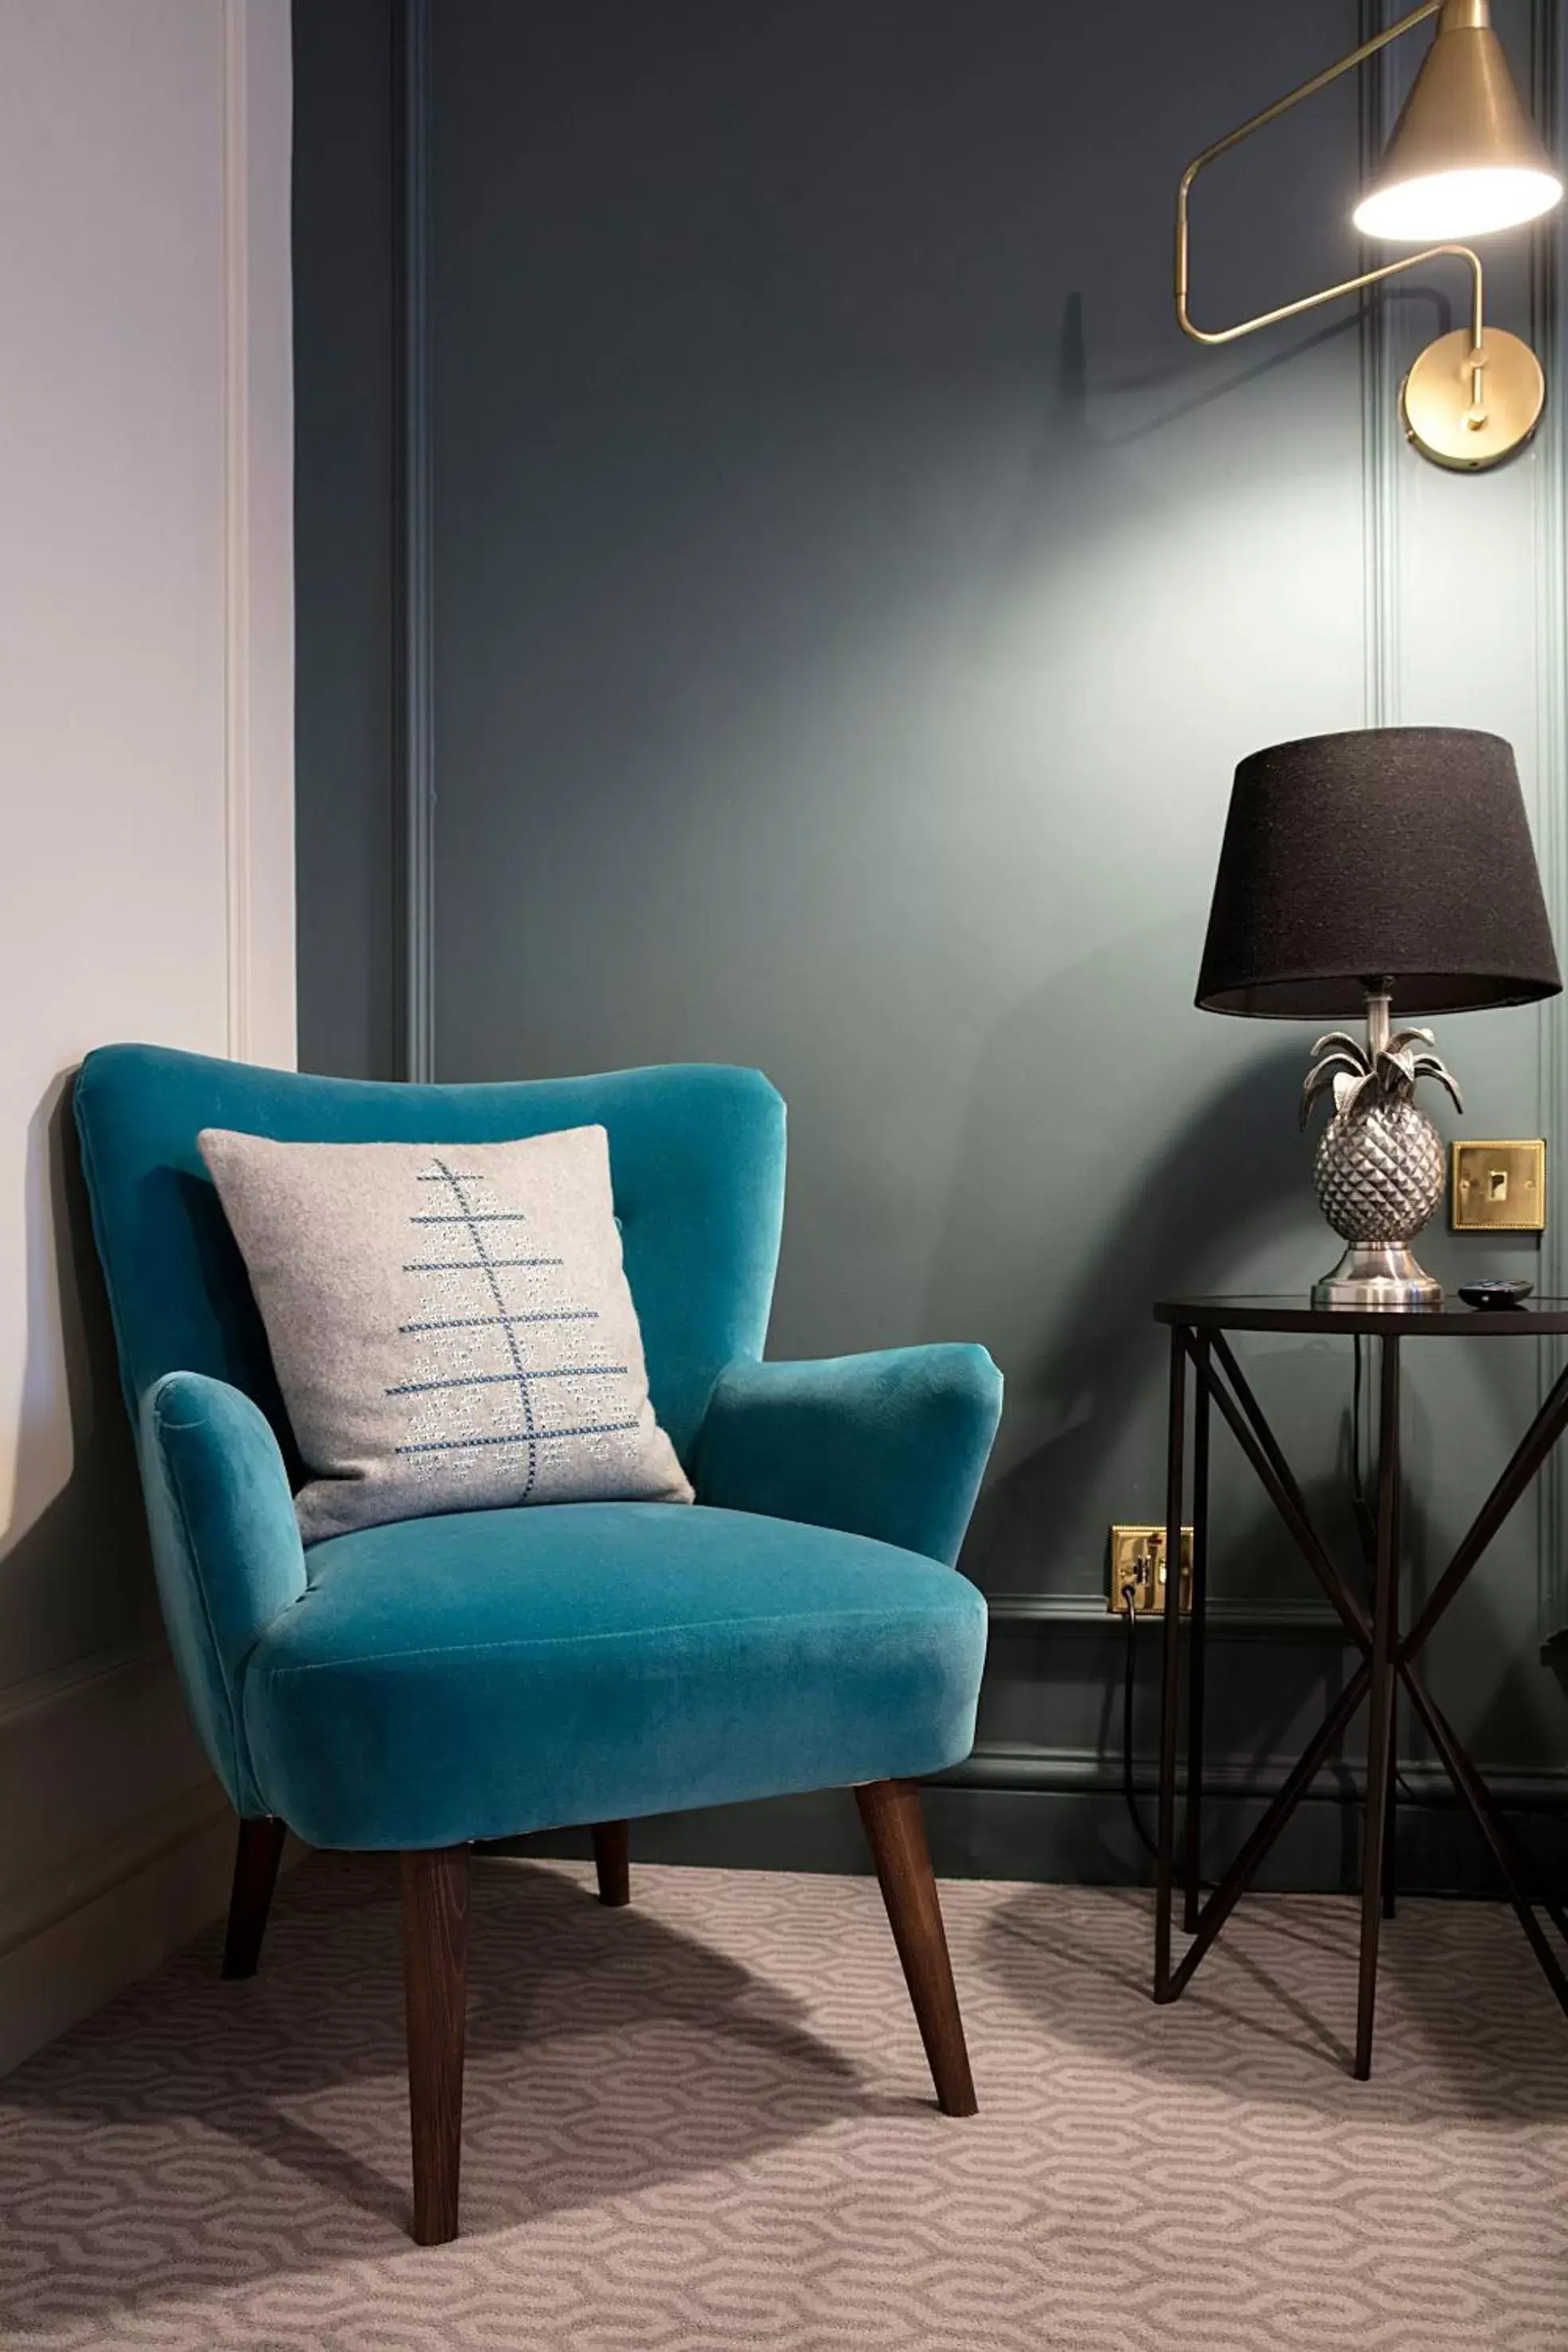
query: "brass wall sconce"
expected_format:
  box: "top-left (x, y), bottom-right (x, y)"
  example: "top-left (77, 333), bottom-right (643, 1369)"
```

top-left (1176, 0), bottom-right (1562, 470)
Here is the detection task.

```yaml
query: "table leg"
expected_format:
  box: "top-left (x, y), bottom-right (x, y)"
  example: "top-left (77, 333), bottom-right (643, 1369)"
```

top-left (1381, 1693), bottom-right (1398, 1921)
top-left (1383, 1376), bottom-right (1400, 1923)
top-left (1402, 1355), bottom-right (1568, 1668)
top-left (1399, 1665), bottom-right (1568, 2012)
top-left (1183, 1334), bottom-right (1210, 1935)
top-left (1166, 1661), bottom-right (1371, 2002)
top-left (1154, 1324), bottom-right (1186, 2002)
top-left (1355, 1336), bottom-right (1401, 2081)
top-left (1194, 1339), bottom-right (1369, 1648)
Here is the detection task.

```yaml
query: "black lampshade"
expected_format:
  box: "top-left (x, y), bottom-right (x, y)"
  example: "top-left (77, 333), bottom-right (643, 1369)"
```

top-left (1195, 727), bottom-right (1562, 1019)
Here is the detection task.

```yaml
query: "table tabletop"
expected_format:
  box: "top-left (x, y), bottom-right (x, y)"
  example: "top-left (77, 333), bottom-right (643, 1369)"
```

top-left (1155, 1294), bottom-right (1568, 1336)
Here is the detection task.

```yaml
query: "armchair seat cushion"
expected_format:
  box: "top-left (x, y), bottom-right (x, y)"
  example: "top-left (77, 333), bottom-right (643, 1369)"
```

top-left (241, 1501), bottom-right (987, 1850)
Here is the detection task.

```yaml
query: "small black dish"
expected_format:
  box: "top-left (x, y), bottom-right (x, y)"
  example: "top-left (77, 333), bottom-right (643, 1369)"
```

top-left (1458, 1279), bottom-right (1534, 1310)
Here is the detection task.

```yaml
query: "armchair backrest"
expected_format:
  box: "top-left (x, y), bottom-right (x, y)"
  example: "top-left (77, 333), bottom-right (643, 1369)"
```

top-left (74, 1045), bottom-right (786, 1471)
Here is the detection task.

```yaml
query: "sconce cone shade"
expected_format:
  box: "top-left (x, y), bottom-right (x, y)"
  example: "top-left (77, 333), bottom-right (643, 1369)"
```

top-left (1195, 728), bottom-right (1562, 1020)
top-left (1352, 0), bottom-right (1562, 241)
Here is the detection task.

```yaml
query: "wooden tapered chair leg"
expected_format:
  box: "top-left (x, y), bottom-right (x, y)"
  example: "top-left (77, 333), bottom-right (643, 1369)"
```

top-left (221, 1815), bottom-right (287, 1980)
top-left (401, 1845), bottom-right (470, 2246)
top-left (590, 1820), bottom-right (630, 1907)
top-left (854, 1779), bottom-right (977, 2117)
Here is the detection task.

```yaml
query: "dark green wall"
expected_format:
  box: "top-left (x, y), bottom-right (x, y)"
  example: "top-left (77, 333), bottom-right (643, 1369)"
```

top-left (293, 0), bottom-right (1568, 1889)
top-left (293, 0), bottom-right (401, 1082)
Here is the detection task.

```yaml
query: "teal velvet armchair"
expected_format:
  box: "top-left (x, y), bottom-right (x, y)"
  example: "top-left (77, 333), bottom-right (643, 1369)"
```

top-left (74, 1044), bottom-right (1003, 2244)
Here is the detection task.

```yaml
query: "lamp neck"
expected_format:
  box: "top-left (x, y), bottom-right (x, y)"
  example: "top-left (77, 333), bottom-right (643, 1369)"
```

top-left (1365, 985), bottom-right (1394, 1060)
top-left (1440, 0), bottom-right (1490, 29)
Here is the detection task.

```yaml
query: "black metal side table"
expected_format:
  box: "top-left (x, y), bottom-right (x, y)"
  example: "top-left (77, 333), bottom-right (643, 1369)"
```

top-left (1153, 1294), bottom-right (1568, 2079)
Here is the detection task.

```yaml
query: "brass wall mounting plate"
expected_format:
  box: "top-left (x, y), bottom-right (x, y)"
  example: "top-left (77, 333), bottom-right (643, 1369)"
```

top-left (1402, 327), bottom-right (1545, 470)
top-left (1450, 1137), bottom-right (1546, 1230)
top-left (1108, 1525), bottom-right (1194, 1615)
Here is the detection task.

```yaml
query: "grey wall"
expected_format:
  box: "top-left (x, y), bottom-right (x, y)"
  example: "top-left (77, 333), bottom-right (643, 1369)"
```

top-left (294, 0), bottom-right (1568, 1887)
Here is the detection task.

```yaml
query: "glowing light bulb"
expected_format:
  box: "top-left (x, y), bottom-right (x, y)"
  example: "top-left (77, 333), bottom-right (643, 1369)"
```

top-left (1354, 165), bottom-right (1562, 241)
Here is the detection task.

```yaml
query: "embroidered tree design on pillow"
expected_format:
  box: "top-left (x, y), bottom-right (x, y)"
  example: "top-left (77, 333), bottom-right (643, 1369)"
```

top-left (391, 1156), bottom-right (642, 1498)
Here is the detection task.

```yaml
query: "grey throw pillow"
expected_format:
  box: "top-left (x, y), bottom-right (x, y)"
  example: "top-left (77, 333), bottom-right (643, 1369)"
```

top-left (197, 1125), bottom-right (694, 1542)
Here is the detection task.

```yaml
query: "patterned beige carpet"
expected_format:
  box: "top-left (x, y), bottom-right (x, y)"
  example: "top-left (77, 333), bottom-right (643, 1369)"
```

top-left (0, 1849), bottom-right (1564, 2350)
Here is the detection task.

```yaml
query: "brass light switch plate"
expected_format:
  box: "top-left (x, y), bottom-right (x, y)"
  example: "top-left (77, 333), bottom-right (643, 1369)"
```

top-left (1450, 1139), bottom-right (1546, 1232)
top-left (1108, 1525), bottom-right (1193, 1615)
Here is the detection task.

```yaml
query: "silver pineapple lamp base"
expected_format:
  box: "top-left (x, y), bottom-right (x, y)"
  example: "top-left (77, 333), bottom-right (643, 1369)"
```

top-left (1302, 983), bottom-right (1459, 1310)
top-left (1312, 1243), bottom-right (1441, 1309)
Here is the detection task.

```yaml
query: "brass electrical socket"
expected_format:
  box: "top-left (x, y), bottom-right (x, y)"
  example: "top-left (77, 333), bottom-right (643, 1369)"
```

top-left (1108, 1524), bottom-right (1194, 1615)
top-left (1451, 1139), bottom-right (1546, 1231)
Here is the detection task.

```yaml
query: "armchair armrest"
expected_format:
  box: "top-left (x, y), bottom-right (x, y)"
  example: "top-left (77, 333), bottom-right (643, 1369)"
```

top-left (139, 1370), bottom-right (307, 1812)
top-left (694, 1344), bottom-right (1003, 1566)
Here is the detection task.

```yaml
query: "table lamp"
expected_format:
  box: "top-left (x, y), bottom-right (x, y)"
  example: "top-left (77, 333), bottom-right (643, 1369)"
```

top-left (1195, 727), bottom-right (1561, 1306)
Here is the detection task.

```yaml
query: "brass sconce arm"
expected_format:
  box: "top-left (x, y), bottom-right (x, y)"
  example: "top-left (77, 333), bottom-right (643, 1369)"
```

top-left (1177, 226), bottom-right (1484, 365)
top-left (1175, 0), bottom-right (1481, 355)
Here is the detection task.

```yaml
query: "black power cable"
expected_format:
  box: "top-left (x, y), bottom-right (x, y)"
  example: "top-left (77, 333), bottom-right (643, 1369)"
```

top-left (1352, 1333), bottom-right (1420, 1816)
top-left (1121, 1581), bottom-right (1159, 1861)
top-left (1351, 1334), bottom-right (1376, 1564)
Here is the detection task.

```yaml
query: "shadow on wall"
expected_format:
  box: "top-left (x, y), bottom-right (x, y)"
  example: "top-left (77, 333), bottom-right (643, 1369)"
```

top-left (0, 1074), bottom-right (158, 1684)
top-left (1090, 280), bottom-right (1454, 448)
top-left (924, 930), bottom-right (1312, 1595)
